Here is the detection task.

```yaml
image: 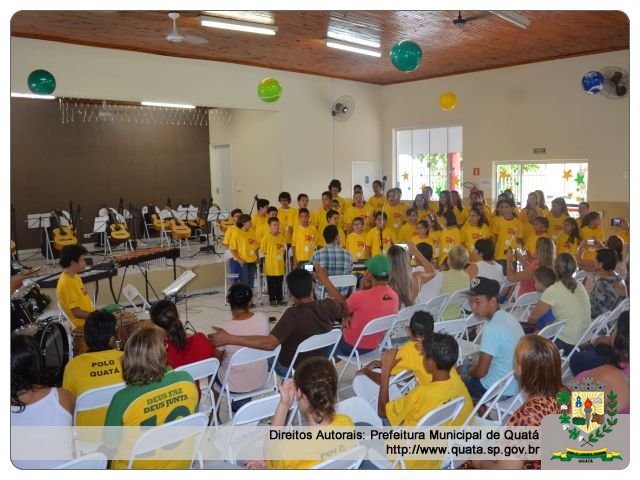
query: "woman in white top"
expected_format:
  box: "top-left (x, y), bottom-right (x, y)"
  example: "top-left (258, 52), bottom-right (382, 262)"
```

top-left (11, 335), bottom-right (75, 469)
top-left (465, 238), bottom-right (505, 284)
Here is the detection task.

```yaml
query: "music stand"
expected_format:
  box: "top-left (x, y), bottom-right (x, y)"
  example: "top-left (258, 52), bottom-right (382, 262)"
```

top-left (158, 210), bottom-right (173, 247)
top-left (162, 270), bottom-right (197, 333)
top-left (199, 209), bottom-right (228, 256)
top-left (93, 216), bottom-right (111, 257)
top-left (27, 213), bottom-right (54, 264)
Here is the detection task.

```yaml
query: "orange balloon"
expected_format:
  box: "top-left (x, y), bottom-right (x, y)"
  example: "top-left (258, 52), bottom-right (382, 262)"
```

top-left (439, 92), bottom-right (457, 111)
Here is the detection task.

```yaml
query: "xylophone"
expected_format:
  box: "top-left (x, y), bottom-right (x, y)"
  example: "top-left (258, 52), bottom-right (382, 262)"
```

top-left (113, 247), bottom-right (179, 268)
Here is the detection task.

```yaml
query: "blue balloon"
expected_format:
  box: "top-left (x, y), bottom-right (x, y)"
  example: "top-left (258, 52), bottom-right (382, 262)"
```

top-left (581, 71), bottom-right (604, 95)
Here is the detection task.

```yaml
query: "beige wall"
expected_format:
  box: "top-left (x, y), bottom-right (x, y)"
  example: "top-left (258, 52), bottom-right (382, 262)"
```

top-left (382, 50), bottom-right (630, 208)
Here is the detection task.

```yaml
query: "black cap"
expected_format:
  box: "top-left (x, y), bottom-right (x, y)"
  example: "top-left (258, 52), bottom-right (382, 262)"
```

top-left (462, 277), bottom-right (501, 298)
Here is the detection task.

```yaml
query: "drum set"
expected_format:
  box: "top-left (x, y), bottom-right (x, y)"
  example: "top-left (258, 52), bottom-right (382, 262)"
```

top-left (11, 282), bottom-right (147, 385)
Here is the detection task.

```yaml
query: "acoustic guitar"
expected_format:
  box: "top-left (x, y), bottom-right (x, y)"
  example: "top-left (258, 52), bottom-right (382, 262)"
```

top-left (51, 209), bottom-right (78, 250)
top-left (186, 199), bottom-right (206, 232)
top-left (107, 208), bottom-right (130, 244)
top-left (150, 205), bottom-right (170, 232)
top-left (165, 197), bottom-right (191, 240)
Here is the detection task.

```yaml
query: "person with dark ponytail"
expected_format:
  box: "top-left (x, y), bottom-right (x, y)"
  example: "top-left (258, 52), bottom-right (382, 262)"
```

top-left (527, 253), bottom-right (590, 354)
top-left (150, 299), bottom-right (215, 370)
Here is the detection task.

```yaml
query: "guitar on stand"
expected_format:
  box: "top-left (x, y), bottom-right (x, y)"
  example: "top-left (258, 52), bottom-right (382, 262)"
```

top-left (107, 207), bottom-right (130, 245)
top-left (50, 209), bottom-right (79, 252)
top-left (186, 198), bottom-right (207, 235)
top-left (165, 197), bottom-right (191, 241)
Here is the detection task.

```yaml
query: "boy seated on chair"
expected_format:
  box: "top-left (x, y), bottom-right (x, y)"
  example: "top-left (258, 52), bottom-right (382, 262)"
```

top-left (378, 333), bottom-right (473, 469)
top-left (459, 277), bottom-right (524, 401)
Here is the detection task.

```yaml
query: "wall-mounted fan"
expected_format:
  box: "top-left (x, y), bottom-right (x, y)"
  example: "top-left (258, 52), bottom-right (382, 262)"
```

top-left (331, 95), bottom-right (355, 122)
top-left (166, 12), bottom-right (208, 45)
top-left (600, 66), bottom-right (629, 99)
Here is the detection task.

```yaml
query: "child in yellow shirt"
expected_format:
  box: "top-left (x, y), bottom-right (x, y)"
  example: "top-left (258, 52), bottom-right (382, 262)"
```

top-left (256, 206), bottom-right (279, 244)
top-left (398, 207), bottom-right (419, 243)
top-left (317, 210), bottom-right (345, 248)
top-left (229, 214), bottom-right (258, 288)
top-left (523, 216), bottom-right (550, 260)
top-left (555, 217), bottom-right (581, 256)
top-left (411, 219), bottom-right (430, 246)
top-left (580, 211), bottom-right (605, 261)
top-left (492, 199), bottom-right (523, 268)
top-left (548, 197), bottom-right (570, 243)
top-left (366, 211), bottom-right (397, 256)
top-left (329, 179), bottom-right (346, 212)
top-left (460, 206), bottom-right (491, 254)
top-left (384, 188), bottom-right (406, 235)
top-left (287, 193), bottom-right (309, 238)
top-left (222, 208), bottom-right (243, 285)
top-left (344, 192), bottom-right (373, 233)
top-left (260, 217), bottom-right (287, 306)
top-left (277, 192), bottom-right (296, 245)
top-left (438, 210), bottom-right (462, 266)
top-left (251, 198), bottom-right (270, 232)
top-left (366, 179), bottom-right (385, 212)
top-left (314, 191), bottom-right (333, 233)
top-left (346, 217), bottom-right (367, 262)
top-left (291, 208), bottom-right (317, 265)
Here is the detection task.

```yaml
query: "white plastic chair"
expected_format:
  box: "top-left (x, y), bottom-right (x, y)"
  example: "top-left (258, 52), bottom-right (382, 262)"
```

top-left (573, 269), bottom-right (588, 283)
top-left (437, 289), bottom-right (469, 321)
top-left (54, 452), bottom-right (108, 470)
top-left (367, 396), bottom-right (467, 469)
top-left (335, 396), bottom-right (383, 426)
top-left (312, 445), bottom-right (367, 469)
top-left (464, 371), bottom-right (515, 427)
top-left (73, 382), bottom-right (127, 426)
top-left (318, 274), bottom-right (357, 299)
top-left (351, 369), bottom-right (415, 409)
top-left (559, 313), bottom-right (611, 381)
top-left (223, 250), bottom-right (240, 305)
top-left (176, 358), bottom-right (221, 425)
top-left (127, 412), bottom-right (209, 469)
top-left (281, 330), bottom-right (342, 381)
top-left (505, 291), bottom-right (541, 321)
top-left (537, 321), bottom-right (567, 342)
top-left (499, 279), bottom-right (520, 308)
top-left (389, 302), bottom-right (430, 345)
top-left (213, 345), bottom-right (282, 420)
top-left (601, 299), bottom-right (629, 335)
top-left (122, 284), bottom-right (151, 312)
top-left (336, 314), bottom-right (398, 383)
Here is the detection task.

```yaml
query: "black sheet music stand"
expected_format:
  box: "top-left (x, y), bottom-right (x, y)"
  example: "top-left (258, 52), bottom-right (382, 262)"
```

top-left (162, 270), bottom-right (197, 333)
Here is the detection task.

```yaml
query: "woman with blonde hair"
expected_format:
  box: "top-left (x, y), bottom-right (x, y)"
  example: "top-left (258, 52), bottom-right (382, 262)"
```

top-left (505, 236), bottom-right (555, 297)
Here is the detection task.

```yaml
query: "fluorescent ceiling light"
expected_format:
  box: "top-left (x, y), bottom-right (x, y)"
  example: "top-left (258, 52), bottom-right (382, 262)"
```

top-left (489, 11), bottom-right (531, 29)
top-left (326, 39), bottom-right (382, 58)
top-left (327, 31), bottom-right (380, 49)
top-left (199, 16), bottom-right (278, 35)
top-left (141, 101), bottom-right (195, 109)
top-left (11, 92), bottom-right (56, 99)
top-left (202, 11), bottom-right (274, 25)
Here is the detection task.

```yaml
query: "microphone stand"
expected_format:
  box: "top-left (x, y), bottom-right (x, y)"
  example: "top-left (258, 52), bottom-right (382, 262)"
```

top-left (379, 176), bottom-right (387, 255)
top-left (249, 194), bottom-right (259, 216)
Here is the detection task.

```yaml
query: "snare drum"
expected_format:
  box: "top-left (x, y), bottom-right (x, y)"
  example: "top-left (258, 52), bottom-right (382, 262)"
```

top-left (70, 310), bottom-right (144, 356)
top-left (11, 283), bottom-right (51, 336)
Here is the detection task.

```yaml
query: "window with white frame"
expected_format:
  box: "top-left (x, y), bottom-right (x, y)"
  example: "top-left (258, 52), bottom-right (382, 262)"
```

top-left (396, 126), bottom-right (463, 201)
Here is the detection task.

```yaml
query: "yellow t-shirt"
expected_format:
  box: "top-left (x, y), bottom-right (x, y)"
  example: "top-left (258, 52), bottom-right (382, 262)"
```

top-left (385, 374), bottom-right (473, 469)
top-left (346, 232), bottom-right (367, 261)
top-left (344, 205), bottom-right (373, 232)
top-left (398, 223), bottom-right (419, 243)
top-left (278, 207), bottom-right (297, 243)
top-left (523, 232), bottom-right (550, 258)
top-left (292, 224), bottom-right (317, 262)
top-left (580, 225), bottom-right (605, 261)
top-left (385, 203), bottom-right (407, 233)
top-left (333, 195), bottom-right (347, 213)
top-left (517, 207), bottom-right (546, 224)
top-left (416, 208), bottom-right (433, 222)
top-left (229, 228), bottom-right (258, 263)
top-left (438, 227), bottom-right (462, 265)
top-left (255, 222), bottom-right (273, 245)
top-left (521, 222), bottom-right (535, 245)
top-left (426, 230), bottom-right (442, 259)
top-left (367, 195), bottom-right (385, 212)
top-left (460, 223), bottom-right (491, 254)
top-left (366, 227), bottom-right (397, 256)
top-left (260, 233), bottom-right (286, 276)
top-left (390, 341), bottom-right (431, 386)
top-left (410, 234), bottom-right (430, 246)
top-left (56, 271), bottom-right (96, 328)
top-left (251, 213), bottom-right (269, 232)
top-left (492, 216), bottom-right (523, 261)
top-left (267, 414), bottom-right (356, 469)
top-left (314, 207), bottom-right (332, 233)
top-left (547, 213), bottom-right (569, 242)
top-left (223, 224), bottom-right (239, 246)
top-left (555, 232), bottom-right (579, 256)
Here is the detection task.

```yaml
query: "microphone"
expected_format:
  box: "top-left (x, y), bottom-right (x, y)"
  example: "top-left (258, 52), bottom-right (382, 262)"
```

top-left (254, 195), bottom-right (260, 201)
top-left (382, 176), bottom-right (387, 181)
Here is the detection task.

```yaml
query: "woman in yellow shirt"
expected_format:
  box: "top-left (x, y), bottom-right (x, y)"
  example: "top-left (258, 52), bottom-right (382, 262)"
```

top-left (555, 217), bottom-right (581, 256)
top-left (412, 193), bottom-right (433, 221)
top-left (460, 206), bottom-right (491, 254)
top-left (523, 216), bottom-right (550, 260)
top-left (229, 214), bottom-right (259, 288)
top-left (383, 188), bottom-right (406, 235)
top-left (548, 197), bottom-right (570, 243)
top-left (438, 210), bottom-right (462, 266)
top-left (246, 357), bottom-right (356, 470)
top-left (579, 211), bottom-right (606, 261)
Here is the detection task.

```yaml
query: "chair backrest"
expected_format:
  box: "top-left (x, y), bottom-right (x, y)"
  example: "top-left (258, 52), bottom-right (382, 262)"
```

top-left (573, 269), bottom-right (588, 283)
top-left (389, 303), bottom-right (430, 342)
top-left (176, 357), bottom-right (220, 383)
top-left (562, 313), bottom-right (610, 362)
top-left (231, 394), bottom-right (281, 426)
top-left (418, 291), bottom-right (449, 313)
top-left (434, 318), bottom-right (468, 339)
top-left (122, 284), bottom-right (151, 312)
top-left (312, 445), bottom-right (367, 470)
top-left (416, 396), bottom-right (466, 427)
top-left (283, 330), bottom-right (342, 380)
top-left (219, 345), bottom-right (281, 390)
top-left (508, 291), bottom-right (541, 321)
top-left (128, 412), bottom-right (209, 469)
top-left (352, 314), bottom-right (397, 351)
top-left (537, 321), bottom-right (567, 342)
top-left (223, 249), bottom-right (234, 261)
top-left (463, 372), bottom-right (515, 426)
top-left (328, 274), bottom-right (357, 289)
top-left (438, 289), bottom-right (469, 320)
top-left (74, 382), bottom-right (126, 425)
top-left (55, 452), bottom-right (108, 470)
top-left (602, 299), bottom-right (629, 335)
top-left (335, 396), bottom-right (383, 426)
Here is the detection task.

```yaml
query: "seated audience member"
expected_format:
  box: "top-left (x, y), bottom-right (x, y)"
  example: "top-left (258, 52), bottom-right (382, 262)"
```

top-left (387, 244), bottom-right (417, 308)
top-left (520, 266), bottom-right (556, 334)
top-left (211, 266), bottom-right (347, 378)
top-left (104, 328), bottom-right (198, 469)
top-left (460, 277), bottom-right (524, 401)
top-left (11, 336), bottom-right (75, 469)
top-left (311, 224), bottom-right (353, 299)
top-left (469, 335), bottom-right (562, 469)
top-left (418, 245), bottom-right (470, 320)
top-left (505, 237), bottom-right (555, 297)
top-left (570, 311), bottom-right (630, 411)
top-left (588, 248), bottom-right (627, 319)
top-left (334, 256), bottom-right (399, 357)
top-left (56, 244), bottom-right (96, 328)
top-left (150, 299), bottom-right (215, 369)
top-left (215, 284), bottom-right (269, 412)
top-left (62, 311), bottom-right (124, 426)
top-left (245, 357), bottom-right (355, 469)
top-left (379, 333), bottom-right (473, 469)
top-left (527, 253), bottom-right (590, 355)
top-left (465, 239), bottom-right (505, 284)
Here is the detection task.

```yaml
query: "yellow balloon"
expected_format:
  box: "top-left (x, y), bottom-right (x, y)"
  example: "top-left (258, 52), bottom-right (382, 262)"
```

top-left (439, 92), bottom-right (457, 111)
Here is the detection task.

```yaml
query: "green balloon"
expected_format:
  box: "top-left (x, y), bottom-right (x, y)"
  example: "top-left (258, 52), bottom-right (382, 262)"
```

top-left (390, 40), bottom-right (423, 72)
top-left (28, 69), bottom-right (56, 95)
top-left (257, 77), bottom-right (282, 103)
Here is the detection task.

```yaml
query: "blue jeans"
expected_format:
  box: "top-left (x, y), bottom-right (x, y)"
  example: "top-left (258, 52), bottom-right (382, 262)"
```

top-left (229, 258), bottom-right (240, 283)
top-left (333, 336), bottom-right (375, 358)
top-left (570, 345), bottom-right (611, 376)
top-left (238, 262), bottom-right (256, 288)
top-left (461, 374), bottom-right (488, 402)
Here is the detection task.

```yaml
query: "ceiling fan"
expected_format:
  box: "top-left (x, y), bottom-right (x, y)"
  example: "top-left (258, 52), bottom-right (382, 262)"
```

top-left (451, 11), bottom-right (489, 27)
top-left (166, 12), bottom-right (208, 45)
